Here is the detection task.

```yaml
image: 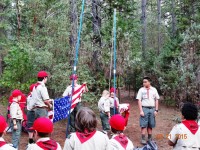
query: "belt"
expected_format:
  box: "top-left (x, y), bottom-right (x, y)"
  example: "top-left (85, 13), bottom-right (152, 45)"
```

top-left (142, 106), bottom-right (155, 109)
top-left (34, 106), bottom-right (47, 109)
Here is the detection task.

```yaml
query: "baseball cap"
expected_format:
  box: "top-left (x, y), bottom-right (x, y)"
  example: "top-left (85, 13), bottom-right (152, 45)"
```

top-left (0, 116), bottom-right (7, 133)
top-left (30, 117), bottom-right (53, 133)
top-left (109, 114), bottom-right (126, 131)
top-left (70, 74), bottom-right (78, 80)
top-left (12, 89), bottom-right (22, 98)
top-left (37, 71), bottom-right (48, 78)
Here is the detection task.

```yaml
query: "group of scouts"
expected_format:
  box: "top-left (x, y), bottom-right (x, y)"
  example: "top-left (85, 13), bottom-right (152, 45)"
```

top-left (0, 71), bottom-right (200, 150)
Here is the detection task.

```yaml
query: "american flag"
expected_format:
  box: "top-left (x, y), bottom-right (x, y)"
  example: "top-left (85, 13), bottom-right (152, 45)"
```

top-left (49, 84), bottom-right (86, 123)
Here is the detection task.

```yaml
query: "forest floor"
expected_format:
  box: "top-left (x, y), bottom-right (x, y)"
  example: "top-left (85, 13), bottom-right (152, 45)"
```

top-left (0, 90), bottom-right (180, 150)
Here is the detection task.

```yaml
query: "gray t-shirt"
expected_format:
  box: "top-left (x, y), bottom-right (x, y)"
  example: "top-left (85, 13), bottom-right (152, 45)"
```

top-left (136, 86), bottom-right (160, 107)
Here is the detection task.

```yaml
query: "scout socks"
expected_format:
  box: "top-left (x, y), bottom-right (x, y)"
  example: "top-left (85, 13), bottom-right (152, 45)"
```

top-left (141, 134), bottom-right (146, 144)
top-left (148, 134), bottom-right (152, 141)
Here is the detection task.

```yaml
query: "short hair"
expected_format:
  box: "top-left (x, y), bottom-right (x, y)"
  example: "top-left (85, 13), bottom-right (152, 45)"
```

top-left (37, 132), bottom-right (50, 137)
top-left (0, 132), bottom-right (3, 137)
top-left (75, 107), bottom-right (97, 133)
top-left (181, 103), bottom-right (198, 120)
top-left (37, 77), bottom-right (47, 81)
top-left (111, 127), bottom-right (123, 134)
top-left (143, 76), bottom-right (151, 82)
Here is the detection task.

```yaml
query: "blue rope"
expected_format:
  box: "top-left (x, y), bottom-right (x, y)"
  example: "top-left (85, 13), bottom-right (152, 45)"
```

top-left (113, 9), bottom-right (117, 115)
top-left (66, 0), bottom-right (85, 137)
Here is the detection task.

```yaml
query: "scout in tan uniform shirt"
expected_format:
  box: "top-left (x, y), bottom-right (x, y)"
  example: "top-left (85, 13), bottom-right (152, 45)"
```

top-left (109, 115), bottom-right (134, 150)
top-left (136, 76), bottom-right (160, 144)
top-left (168, 103), bottom-right (200, 150)
top-left (10, 89), bottom-right (23, 149)
top-left (0, 116), bottom-right (16, 150)
top-left (63, 107), bottom-right (110, 150)
top-left (32, 71), bottom-right (52, 119)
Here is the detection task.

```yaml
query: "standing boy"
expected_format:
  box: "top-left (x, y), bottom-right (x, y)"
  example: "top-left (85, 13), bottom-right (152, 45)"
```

top-left (27, 117), bottom-right (62, 150)
top-left (32, 71), bottom-right (52, 119)
top-left (10, 89), bottom-right (23, 149)
top-left (168, 103), bottom-right (200, 150)
top-left (110, 87), bottom-right (119, 116)
top-left (109, 115), bottom-right (134, 150)
top-left (98, 90), bottom-right (111, 134)
top-left (0, 116), bottom-right (16, 150)
top-left (62, 74), bottom-right (88, 132)
top-left (136, 77), bottom-right (160, 144)
top-left (27, 84), bottom-right (36, 144)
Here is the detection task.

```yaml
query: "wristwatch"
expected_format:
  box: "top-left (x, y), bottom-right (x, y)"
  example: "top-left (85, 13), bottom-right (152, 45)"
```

top-left (155, 110), bottom-right (158, 112)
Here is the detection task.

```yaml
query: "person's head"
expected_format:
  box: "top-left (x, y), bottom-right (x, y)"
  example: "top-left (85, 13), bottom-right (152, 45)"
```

top-left (181, 102), bottom-right (198, 120)
top-left (70, 74), bottom-right (78, 84)
top-left (143, 76), bottom-right (151, 88)
top-left (12, 89), bottom-right (22, 101)
top-left (30, 117), bottom-right (53, 139)
top-left (109, 114), bottom-right (126, 134)
top-left (75, 107), bottom-right (97, 133)
top-left (0, 116), bottom-right (8, 137)
top-left (29, 84), bottom-right (35, 92)
top-left (37, 71), bottom-right (48, 84)
top-left (110, 87), bottom-right (116, 97)
top-left (102, 90), bottom-right (110, 98)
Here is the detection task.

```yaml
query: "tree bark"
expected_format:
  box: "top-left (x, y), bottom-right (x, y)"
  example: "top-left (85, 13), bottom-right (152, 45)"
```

top-left (157, 0), bottom-right (161, 55)
top-left (69, 0), bottom-right (77, 66)
top-left (171, 0), bottom-right (177, 37)
top-left (91, 0), bottom-right (102, 72)
top-left (16, 0), bottom-right (21, 40)
top-left (141, 0), bottom-right (147, 60)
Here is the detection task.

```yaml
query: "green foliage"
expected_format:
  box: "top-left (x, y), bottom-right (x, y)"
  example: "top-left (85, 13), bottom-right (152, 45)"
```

top-left (0, 45), bottom-right (35, 91)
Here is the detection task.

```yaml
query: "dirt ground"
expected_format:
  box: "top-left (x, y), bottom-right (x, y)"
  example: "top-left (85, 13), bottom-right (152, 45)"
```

top-left (0, 90), bottom-right (180, 150)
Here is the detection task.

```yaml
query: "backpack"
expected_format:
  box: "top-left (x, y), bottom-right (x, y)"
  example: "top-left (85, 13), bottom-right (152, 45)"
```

top-left (135, 141), bottom-right (158, 150)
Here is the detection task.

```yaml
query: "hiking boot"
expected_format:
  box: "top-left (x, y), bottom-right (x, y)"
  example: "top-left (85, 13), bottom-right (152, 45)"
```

top-left (141, 139), bottom-right (147, 145)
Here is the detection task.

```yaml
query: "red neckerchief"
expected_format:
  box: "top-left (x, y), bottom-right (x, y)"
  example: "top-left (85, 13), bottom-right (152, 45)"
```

top-left (114, 133), bottom-right (128, 149)
top-left (0, 141), bottom-right (6, 147)
top-left (36, 139), bottom-right (58, 150)
top-left (145, 87), bottom-right (150, 99)
top-left (76, 130), bottom-right (96, 144)
top-left (182, 120), bottom-right (199, 134)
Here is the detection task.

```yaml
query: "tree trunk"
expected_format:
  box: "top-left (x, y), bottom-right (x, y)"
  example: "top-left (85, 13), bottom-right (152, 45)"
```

top-left (141, 0), bottom-right (147, 60)
top-left (69, 0), bottom-right (77, 66)
top-left (16, 0), bottom-right (21, 40)
top-left (91, 0), bottom-right (102, 72)
top-left (157, 0), bottom-right (161, 55)
top-left (171, 0), bottom-right (177, 37)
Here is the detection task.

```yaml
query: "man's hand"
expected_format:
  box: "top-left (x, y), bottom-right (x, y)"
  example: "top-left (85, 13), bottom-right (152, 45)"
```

top-left (140, 111), bottom-right (145, 117)
top-left (154, 111), bottom-right (158, 117)
top-left (13, 124), bottom-right (18, 130)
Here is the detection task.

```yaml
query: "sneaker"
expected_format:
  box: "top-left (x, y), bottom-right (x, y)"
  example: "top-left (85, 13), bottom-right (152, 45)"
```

top-left (141, 139), bottom-right (147, 145)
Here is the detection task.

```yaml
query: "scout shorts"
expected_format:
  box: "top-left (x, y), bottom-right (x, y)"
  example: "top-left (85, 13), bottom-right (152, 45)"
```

top-left (140, 107), bottom-right (156, 128)
top-left (27, 110), bottom-right (35, 131)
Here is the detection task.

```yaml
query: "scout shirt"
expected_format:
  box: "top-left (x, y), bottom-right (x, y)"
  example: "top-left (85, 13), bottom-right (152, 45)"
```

top-left (63, 130), bottom-right (110, 150)
top-left (26, 137), bottom-right (62, 150)
top-left (32, 82), bottom-right (50, 108)
top-left (27, 94), bottom-right (34, 111)
top-left (110, 134), bottom-right (134, 150)
top-left (168, 122), bottom-right (200, 150)
top-left (0, 137), bottom-right (16, 150)
top-left (110, 97), bottom-right (119, 108)
top-left (136, 86), bottom-right (160, 107)
top-left (10, 100), bottom-right (23, 120)
top-left (98, 96), bottom-right (110, 113)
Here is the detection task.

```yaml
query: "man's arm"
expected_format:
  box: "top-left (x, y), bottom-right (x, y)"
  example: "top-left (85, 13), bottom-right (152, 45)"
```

top-left (138, 100), bottom-right (144, 116)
